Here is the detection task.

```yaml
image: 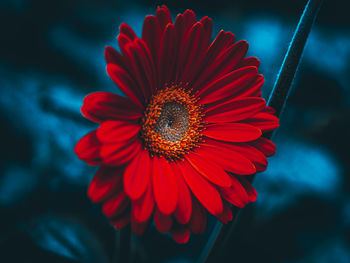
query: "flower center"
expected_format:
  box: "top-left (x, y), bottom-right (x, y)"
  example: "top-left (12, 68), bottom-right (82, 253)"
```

top-left (154, 102), bottom-right (189, 143)
top-left (141, 84), bottom-right (203, 160)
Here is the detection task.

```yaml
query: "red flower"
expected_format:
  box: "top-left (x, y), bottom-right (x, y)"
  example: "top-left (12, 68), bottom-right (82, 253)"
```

top-left (75, 5), bottom-right (279, 243)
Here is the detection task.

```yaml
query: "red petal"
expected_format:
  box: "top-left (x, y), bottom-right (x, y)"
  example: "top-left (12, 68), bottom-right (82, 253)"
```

top-left (235, 175), bottom-right (257, 202)
top-left (195, 144), bottom-right (256, 175)
top-left (183, 9), bottom-right (196, 31)
top-left (243, 112), bottom-right (280, 132)
top-left (226, 144), bottom-right (267, 172)
top-left (200, 16), bottom-right (213, 43)
top-left (118, 33), bottom-right (132, 55)
top-left (185, 152), bottom-right (232, 187)
top-left (170, 226), bottom-right (190, 244)
top-left (263, 106), bottom-right (276, 114)
top-left (131, 219), bottom-right (148, 235)
top-left (156, 5), bottom-right (172, 31)
top-left (154, 208), bottom-right (173, 233)
top-left (88, 166), bottom-right (123, 203)
top-left (106, 63), bottom-right (144, 107)
top-left (203, 74), bottom-right (264, 112)
top-left (172, 14), bottom-right (185, 82)
top-left (189, 198), bottom-right (207, 234)
top-left (201, 31), bottom-right (235, 71)
top-left (75, 131), bottom-right (101, 165)
top-left (112, 211), bottom-right (131, 229)
top-left (191, 31), bottom-right (236, 92)
top-left (198, 66), bottom-right (258, 105)
top-left (180, 22), bottom-right (207, 82)
top-left (142, 16), bottom-right (161, 69)
top-left (204, 138), bottom-right (267, 172)
top-left (203, 123), bottom-right (262, 143)
top-left (204, 97), bottom-right (266, 123)
top-left (180, 16), bottom-right (212, 84)
top-left (132, 180), bottom-right (155, 222)
top-left (100, 139), bottom-right (141, 166)
top-left (216, 200), bottom-right (233, 224)
top-left (81, 92), bottom-right (142, 123)
top-left (105, 46), bottom-right (125, 66)
top-left (152, 156), bottom-right (178, 215)
top-left (233, 74), bottom-right (264, 98)
top-left (173, 10), bottom-right (198, 82)
top-left (135, 38), bottom-right (157, 94)
top-left (159, 24), bottom-right (176, 87)
top-left (219, 176), bottom-right (249, 207)
top-left (124, 149), bottom-right (152, 200)
top-left (178, 159), bottom-right (223, 216)
top-left (172, 163), bottom-right (192, 224)
top-left (102, 191), bottom-right (130, 218)
top-left (249, 137), bottom-right (276, 157)
top-left (235, 57), bottom-right (260, 69)
top-left (123, 40), bottom-right (156, 101)
top-left (193, 40), bottom-right (249, 91)
top-left (96, 120), bottom-right (140, 144)
top-left (120, 23), bottom-right (136, 40)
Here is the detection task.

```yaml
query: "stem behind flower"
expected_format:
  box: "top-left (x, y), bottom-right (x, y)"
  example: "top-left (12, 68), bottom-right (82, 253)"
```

top-left (199, 0), bottom-right (324, 262)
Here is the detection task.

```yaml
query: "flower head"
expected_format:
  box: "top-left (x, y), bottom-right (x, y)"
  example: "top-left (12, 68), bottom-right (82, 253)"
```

top-left (75, 5), bottom-right (279, 243)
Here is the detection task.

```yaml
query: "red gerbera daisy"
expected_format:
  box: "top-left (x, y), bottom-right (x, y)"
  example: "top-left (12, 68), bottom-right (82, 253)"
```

top-left (75, 5), bottom-right (279, 243)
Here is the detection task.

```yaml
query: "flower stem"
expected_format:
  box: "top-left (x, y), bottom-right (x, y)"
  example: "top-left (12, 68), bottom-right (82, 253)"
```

top-left (113, 226), bottom-right (132, 263)
top-left (267, 0), bottom-right (324, 118)
top-left (198, 0), bottom-right (324, 262)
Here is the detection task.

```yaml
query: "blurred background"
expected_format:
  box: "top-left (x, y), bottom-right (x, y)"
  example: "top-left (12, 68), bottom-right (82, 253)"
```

top-left (1, 0), bottom-right (349, 262)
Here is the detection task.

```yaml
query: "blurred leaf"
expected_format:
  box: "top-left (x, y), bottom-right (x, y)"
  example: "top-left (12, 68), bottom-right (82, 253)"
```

top-left (24, 215), bottom-right (110, 263)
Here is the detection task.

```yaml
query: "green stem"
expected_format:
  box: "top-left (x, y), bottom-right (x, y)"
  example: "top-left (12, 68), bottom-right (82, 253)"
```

top-left (198, 0), bottom-right (324, 262)
top-left (113, 226), bottom-right (131, 263)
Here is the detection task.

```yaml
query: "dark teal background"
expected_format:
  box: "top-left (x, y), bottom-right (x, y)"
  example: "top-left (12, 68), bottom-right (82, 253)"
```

top-left (0, 0), bottom-right (350, 262)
